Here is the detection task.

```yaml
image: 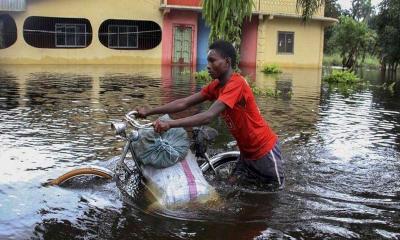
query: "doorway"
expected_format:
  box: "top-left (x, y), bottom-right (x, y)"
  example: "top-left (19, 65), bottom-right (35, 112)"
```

top-left (172, 25), bottom-right (193, 65)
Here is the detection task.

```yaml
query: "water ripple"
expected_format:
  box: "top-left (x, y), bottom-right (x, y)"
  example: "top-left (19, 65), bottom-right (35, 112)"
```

top-left (0, 66), bottom-right (399, 239)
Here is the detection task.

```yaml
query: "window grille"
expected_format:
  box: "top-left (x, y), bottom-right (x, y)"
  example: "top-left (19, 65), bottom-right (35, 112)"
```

top-left (55, 23), bottom-right (86, 47)
top-left (0, 14), bottom-right (17, 49)
top-left (99, 19), bottom-right (161, 50)
top-left (23, 16), bottom-right (92, 48)
top-left (277, 31), bottom-right (294, 54)
top-left (108, 25), bottom-right (138, 48)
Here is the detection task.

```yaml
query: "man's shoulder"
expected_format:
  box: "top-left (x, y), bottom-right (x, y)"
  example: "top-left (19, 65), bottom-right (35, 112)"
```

top-left (207, 79), bottom-right (219, 89)
top-left (200, 79), bottom-right (219, 99)
top-left (228, 73), bottom-right (249, 88)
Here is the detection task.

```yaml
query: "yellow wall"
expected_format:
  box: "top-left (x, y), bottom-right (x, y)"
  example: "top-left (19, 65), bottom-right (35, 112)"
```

top-left (0, 0), bottom-right (163, 64)
top-left (1, 0), bottom-right (327, 67)
top-left (257, 0), bottom-right (324, 17)
top-left (256, 17), bottom-right (324, 68)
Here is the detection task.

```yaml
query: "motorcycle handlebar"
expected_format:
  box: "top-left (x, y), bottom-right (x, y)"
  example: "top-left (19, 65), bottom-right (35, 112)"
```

top-left (125, 111), bottom-right (153, 129)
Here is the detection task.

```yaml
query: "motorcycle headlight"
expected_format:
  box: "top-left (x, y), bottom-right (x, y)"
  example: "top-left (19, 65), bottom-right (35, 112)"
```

top-left (111, 122), bottom-right (127, 137)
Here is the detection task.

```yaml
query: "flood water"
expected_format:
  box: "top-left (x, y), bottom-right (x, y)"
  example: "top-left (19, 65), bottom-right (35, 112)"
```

top-left (0, 65), bottom-right (399, 239)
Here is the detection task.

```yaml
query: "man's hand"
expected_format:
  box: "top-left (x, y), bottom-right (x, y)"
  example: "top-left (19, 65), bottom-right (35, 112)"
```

top-left (135, 106), bottom-right (149, 118)
top-left (153, 119), bottom-right (170, 133)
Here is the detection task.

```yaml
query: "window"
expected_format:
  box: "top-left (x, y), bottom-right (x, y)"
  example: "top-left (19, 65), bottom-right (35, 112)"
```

top-left (277, 31), bottom-right (294, 54)
top-left (0, 14), bottom-right (17, 49)
top-left (23, 16), bottom-right (92, 48)
top-left (55, 23), bottom-right (86, 47)
top-left (99, 19), bottom-right (161, 50)
top-left (108, 25), bottom-right (138, 48)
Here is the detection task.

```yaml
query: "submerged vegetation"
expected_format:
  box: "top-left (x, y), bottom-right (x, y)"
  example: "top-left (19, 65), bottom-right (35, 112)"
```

top-left (194, 70), bottom-right (284, 98)
top-left (250, 85), bottom-right (280, 97)
top-left (194, 70), bottom-right (212, 84)
top-left (324, 0), bottom-right (399, 87)
top-left (324, 70), bottom-right (361, 83)
top-left (261, 64), bottom-right (283, 74)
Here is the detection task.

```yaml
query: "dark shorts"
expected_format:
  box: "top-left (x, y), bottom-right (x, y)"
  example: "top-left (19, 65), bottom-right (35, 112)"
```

top-left (232, 141), bottom-right (284, 190)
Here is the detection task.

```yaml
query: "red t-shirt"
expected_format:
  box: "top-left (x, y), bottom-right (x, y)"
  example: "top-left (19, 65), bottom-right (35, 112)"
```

top-left (200, 73), bottom-right (277, 160)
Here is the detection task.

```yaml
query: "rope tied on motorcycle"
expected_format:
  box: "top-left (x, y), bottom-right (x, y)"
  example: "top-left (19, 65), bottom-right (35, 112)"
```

top-left (153, 136), bottom-right (181, 162)
top-left (131, 114), bottom-right (190, 168)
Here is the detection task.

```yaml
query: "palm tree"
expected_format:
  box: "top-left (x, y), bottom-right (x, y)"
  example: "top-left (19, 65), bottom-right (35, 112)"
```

top-left (297, 0), bottom-right (325, 20)
top-left (202, 0), bottom-right (253, 66)
top-left (202, 0), bottom-right (325, 68)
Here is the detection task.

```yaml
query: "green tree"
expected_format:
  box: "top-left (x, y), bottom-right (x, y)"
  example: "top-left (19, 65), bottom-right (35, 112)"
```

top-left (202, 0), bottom-right (253, 68)
top-left (372, 0), bottom-right (400, 77)
top-left (296, 0), bottom-right (325, 20)
top-left (324, 0), bottom-right (342, 53)
top-left (351, 0), bottom-right (374, 22)
top-left (202, 0), bottom-right (325, 68)
top-left (328, 16), bottom-right (376, 70)
top-left (325, 0), bottom-right (342, 18)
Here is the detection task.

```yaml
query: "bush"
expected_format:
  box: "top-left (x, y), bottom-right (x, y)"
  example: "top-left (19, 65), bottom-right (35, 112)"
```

top-left (323, 70), bottom-right (361, 83)
top-left (261, 64), bottom-right (282, 74)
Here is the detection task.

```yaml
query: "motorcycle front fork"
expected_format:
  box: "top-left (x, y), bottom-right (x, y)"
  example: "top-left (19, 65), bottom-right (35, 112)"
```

top-left (117, 131), bottom-right (143, 177)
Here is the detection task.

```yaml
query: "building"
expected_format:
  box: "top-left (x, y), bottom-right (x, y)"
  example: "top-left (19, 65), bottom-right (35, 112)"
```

top-left (0, 0), bottom-right (336, 67)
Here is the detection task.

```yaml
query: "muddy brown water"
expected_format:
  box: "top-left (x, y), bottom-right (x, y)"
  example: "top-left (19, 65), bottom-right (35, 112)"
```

top-left (0, 65), bottom-right (399, 239)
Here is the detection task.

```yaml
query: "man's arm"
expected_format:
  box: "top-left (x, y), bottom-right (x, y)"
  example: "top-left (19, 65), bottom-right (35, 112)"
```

top-left (137, 92), bottom-right (206, 117)
top-left (153, 100), bottom-right (227, 132)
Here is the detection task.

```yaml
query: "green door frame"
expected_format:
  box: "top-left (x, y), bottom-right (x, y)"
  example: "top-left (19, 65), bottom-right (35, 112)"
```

top-left (172, 24), bottom-right (194, 65)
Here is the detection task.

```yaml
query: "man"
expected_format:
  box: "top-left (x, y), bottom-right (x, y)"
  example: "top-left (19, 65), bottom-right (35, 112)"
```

top-left (136, 40), bottom-right (284, 189)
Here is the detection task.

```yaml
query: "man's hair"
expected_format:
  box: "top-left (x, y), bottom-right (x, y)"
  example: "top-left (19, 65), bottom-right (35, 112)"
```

top-left (209, 40), bottom-right (237, 68)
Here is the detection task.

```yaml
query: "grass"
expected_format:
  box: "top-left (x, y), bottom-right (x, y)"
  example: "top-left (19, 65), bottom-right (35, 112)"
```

top-left (261, 64), bottom-right (282, 74)
top-left (323, 70), bottom-right (361, 84)
top-left (362, 56), bottom-right (381, 69)
top-left (323, 53), bottom-right (380, 69)
top-left (323, 53), bottom-right (342, 66)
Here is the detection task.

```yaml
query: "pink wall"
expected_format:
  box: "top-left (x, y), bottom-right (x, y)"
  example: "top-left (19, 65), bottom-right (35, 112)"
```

top-left (240, 17), bottom-right (259, 67)
top-left (166, 0), bottom-right (201, 6)
top-left (162, 10), bottom-right (198, 65)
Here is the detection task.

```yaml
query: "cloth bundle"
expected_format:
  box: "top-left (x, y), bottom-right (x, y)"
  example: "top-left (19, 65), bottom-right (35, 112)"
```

top-left (131, 114), bottom-right (190, 168)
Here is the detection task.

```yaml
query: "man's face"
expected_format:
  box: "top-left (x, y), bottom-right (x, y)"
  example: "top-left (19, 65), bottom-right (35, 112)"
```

top-left (207, 49), bottom-right (230, 79)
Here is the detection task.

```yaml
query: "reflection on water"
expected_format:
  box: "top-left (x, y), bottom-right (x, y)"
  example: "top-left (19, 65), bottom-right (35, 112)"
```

top-left (0, 65), bottom-right (399, 239)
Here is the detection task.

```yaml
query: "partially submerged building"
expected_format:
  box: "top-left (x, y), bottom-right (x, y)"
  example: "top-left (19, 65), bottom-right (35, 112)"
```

top-left (0, 0), bottom-right (336, 67)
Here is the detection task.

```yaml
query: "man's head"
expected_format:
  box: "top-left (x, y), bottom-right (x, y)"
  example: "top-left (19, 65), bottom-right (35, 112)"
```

top-left (207, 40), bottom-right (236, 79)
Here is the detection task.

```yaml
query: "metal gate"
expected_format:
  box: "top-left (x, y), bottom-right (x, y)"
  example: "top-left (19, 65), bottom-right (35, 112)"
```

top-left (172, 25), bottom-right (193, 65)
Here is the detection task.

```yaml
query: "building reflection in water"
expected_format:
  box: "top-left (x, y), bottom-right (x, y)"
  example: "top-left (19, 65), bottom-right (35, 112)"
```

top-left (0, 68), bottom-right (19, 110)
top-left (253, 67), bottom-right (322, 138)
top-left (0, 65), bottom-right (323, 138)
top-left (161, 64), bottom-right (201, 120)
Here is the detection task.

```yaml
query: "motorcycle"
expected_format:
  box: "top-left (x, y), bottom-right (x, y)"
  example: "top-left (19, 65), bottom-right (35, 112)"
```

top-left (48, 111), bottom-right (240, 206)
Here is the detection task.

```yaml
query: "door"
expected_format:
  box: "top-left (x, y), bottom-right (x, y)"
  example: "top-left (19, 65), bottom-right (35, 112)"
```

top-left (172, 25), bottom-right (193, 65)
